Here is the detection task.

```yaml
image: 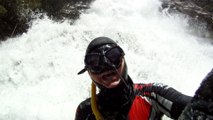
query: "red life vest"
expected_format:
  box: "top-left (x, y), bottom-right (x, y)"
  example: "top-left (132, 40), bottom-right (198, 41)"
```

top-left (128, 96), bottom-right (151, 120)
top-left (128, 84), bottom-right (152, 120)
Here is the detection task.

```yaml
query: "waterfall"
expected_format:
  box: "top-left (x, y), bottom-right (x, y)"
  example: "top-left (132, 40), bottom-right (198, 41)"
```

top-left (0, 0), bottom-right (213, 119)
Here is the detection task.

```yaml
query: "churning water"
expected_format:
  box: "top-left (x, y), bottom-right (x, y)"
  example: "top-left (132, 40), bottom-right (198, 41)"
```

top-left (0, 0), bottom-right (213, 119)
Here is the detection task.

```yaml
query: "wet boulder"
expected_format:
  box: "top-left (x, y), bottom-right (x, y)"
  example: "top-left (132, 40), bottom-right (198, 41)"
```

top-left (161, 0), bottom-right (213, 38)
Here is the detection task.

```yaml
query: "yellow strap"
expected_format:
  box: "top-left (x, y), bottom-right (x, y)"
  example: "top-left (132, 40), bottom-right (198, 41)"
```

top-left (91, 82), bottom-right (104, 120)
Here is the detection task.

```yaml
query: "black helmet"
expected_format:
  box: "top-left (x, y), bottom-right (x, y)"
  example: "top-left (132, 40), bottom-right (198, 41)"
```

top-left (78, 37), bottom-right (120, 74)
top-left (86, 37), bottom-right (117, 55)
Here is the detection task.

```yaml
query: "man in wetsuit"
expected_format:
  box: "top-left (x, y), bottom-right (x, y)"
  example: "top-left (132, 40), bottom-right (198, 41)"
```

top-left (75, 37), bottom-right (192, 120)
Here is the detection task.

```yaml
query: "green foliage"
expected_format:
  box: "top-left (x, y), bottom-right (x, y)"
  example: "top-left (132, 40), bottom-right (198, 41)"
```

top-left (204, 4), bottom-right (213, 12)
top-left (0, 5), bottom-right (7, 15)
top-left (15, 0), bottom-right (41, 10)
top-left (23, 0), bottom-right (41, 9)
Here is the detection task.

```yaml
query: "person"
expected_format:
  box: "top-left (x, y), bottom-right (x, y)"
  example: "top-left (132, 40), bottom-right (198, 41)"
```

top-left (75, 37), bottom-right (192, 120)
top-left (178, 68), bottom-right (213, 119)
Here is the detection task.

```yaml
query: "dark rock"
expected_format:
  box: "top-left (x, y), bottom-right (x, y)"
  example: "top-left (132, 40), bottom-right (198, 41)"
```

top-left (192, 0), bottom-right (213, 12)
top-left (0, 0), bottom-right (29, 41)
top-left (1, 0), bottom-right (213, 41)
top-left (161, 0), bottom-right (213, 38)
top-left (41, 0), bottom-right (92, 20)
top-left (0, 0), bottom-right (93, 41)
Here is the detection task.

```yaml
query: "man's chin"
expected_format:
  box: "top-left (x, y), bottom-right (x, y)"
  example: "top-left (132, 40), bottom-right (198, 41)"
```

top-left (104, 79), bottom-right (121, 88)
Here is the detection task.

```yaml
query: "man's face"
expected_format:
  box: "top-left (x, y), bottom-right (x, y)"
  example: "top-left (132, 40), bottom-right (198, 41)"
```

top-left (88, 59), bottom-right (124, 88)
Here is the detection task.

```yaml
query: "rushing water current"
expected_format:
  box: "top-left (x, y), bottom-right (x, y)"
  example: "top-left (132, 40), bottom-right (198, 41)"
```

top-left (0, 0), bottom-right (213, 119)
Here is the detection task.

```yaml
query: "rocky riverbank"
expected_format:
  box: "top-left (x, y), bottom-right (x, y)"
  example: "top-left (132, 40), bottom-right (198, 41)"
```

top-left (0, 0), bottom-right (213, 41)
top-left (161, 0), bottom-right (213, 38)
top-left (0, 0), bottom-right (92, 41)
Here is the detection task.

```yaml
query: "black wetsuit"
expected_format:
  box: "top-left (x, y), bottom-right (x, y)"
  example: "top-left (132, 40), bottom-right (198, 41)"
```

top-left (179, 69), bottom-right (213, 119)
top-left (75, 76), bottom-right (192, 120)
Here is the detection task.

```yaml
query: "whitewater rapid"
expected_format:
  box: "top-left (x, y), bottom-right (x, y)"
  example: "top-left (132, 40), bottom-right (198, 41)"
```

top-left (0, 0), bottom-right (213, 119)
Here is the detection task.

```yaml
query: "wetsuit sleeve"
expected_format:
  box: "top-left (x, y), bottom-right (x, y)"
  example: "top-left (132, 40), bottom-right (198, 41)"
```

top-left (136, 83), bottom-right (192, 119)
top-left (75, 98), bottom-right (95, 120)
top-left (178, 68), bottom-right (213, 119)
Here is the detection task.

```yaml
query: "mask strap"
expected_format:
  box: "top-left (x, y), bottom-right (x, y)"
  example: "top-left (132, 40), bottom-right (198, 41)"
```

top-left (91, 82), bottom-right (104, 120)
top-left (111, 64), bottom-right (128, 88)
